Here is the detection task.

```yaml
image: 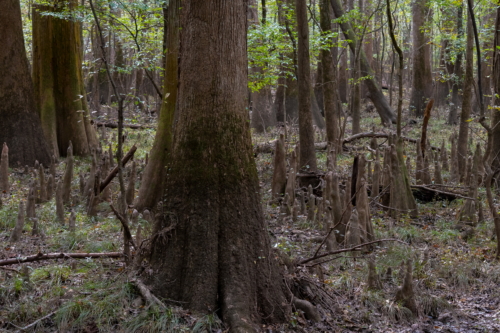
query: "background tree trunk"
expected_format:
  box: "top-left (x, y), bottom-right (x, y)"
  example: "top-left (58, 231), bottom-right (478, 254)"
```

top-left (0, 0), bottom-right (51, 166)
top-left (147, 0), bottom-right (290, 330)
top-left (330, 0), bottom-right (396, 126)
top-left (296, 0), bottom-right (317, 170)
top-left (134, 0), bottom-right (179, 211)
top-left (321, 0), bottom-right (341, 150)
top-left (32, 1), bottom-right (97, 157)
top-left (457, 15), bottom-right (474, 182)
top-left (491, 3), bottom-right (500, 175)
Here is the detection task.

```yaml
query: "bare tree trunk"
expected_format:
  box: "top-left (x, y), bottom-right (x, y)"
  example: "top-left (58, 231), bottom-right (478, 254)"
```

top-left (447, 5), bottom-right (464, 125)
top-left (0, 0), bottom-right (51, 167)
top-left (296, 0), bottom-right (317, 170)
top-left (134, 0), bottom-right (179, 211)
top-left (147, 1), bottom-right (290, 330)
top-left (410, 0), bottom-right (433, 117)
top-left (32, 2), bottom-right (97, 157)
top-left (457, 15), bottom-right (474, 182)
top-left (491, 3), bottom-right (500, 177)
top-left (321, 0), bottom-right (341, 151)
top-left (330, 0), bottom-right (396, 126)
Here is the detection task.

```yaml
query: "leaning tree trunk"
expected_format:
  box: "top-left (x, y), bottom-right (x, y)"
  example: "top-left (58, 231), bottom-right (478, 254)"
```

top-left (0, 0), bottom-right (51, 166)
top-left (296, 0), bottom-right (317, 170)
top-left (330, 0), bottom-right (397, 126)
top-left (409, 0), bottom-right (433, 117)
top-left (32, 1), bottom-right (97, 158)
top-left (134, 0), bottom-right (179, 211)
top-left (147, 1), bottom-right (290, 330)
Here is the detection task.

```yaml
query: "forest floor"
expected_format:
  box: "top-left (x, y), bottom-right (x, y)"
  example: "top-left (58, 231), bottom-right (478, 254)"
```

top-left (1, 106), bottom-right (500, 332)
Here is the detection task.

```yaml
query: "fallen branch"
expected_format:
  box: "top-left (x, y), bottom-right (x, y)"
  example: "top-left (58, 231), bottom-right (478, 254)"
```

top-left (100, 145), bottom-right (137, 193)
top-left (8, 311), bottom-right (56, 331)
top-left (0, 252), bottom-right (123, 266)
top-left (298, 239), bottom-right (407, 265)
top-left (131, 278), bottom-right (166, 309)
top-left (91, 120), bottom-right (155, 130)
top-left (110, 204), bottom-right (137, 250)
top-left (410, 184), bottom-right (472, 201)
top-left (254, 132), bottom-right (441, 154)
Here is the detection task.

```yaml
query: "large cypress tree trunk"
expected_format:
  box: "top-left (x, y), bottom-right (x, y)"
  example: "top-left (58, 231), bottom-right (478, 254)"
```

top-left (134, 0), bottom-right (179, 211)
top-left (147, 0), bottom-right (290, 330)
top-left (410, 0), bottom-right (433, 117)
top-left (0, 0), bottom-right (51, 166)
top-left (32, 1), bottom-right (97, 157)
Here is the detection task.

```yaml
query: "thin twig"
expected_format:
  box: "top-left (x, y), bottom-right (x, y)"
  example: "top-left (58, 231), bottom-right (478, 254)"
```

top-left (299, 239), bottom-right (407, 265)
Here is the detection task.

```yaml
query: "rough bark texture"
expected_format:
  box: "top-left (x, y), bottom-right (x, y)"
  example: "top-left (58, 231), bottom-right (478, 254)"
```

top-left (32, 2), bottom-right (97, 157)
top-left (134, 0), bottom-right (179, 211)
top-left (147, 1), bottom-right (290, 330)
top-left (296, 0), bottom-right (317, 171)
top-left (410, 0), bottom-right (433, 117)
top-left (0, 144), bottom-right (9, 193)
top-left (271, 134), bottom-right (287, 199)
top-left (0, 0), bottom-right (51, 167)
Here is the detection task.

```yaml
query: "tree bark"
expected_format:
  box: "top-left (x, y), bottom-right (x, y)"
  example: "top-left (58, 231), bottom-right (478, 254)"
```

top-left (410, 0), bottom-right (433, 117)
top-left (447, 5), bottom-right (464, 125)
top-left (32, 2), bottom-right (97, 157)
top-left (457, 15), bottom-right (474, 182)
top-left (491, 3), bottom-right (500, 175)
top-left (321, 0), bottom-right (341, 151)
top-left (330, 0), bottom-right (396, 126)
top-left (134, 0), bottom-right (179, 211)
top-left (0, 0), bottom-right (51, 167)
top-left (296, 0), bottom-right (318, 170)
top-left (147, 1), bottom-right (290, 330)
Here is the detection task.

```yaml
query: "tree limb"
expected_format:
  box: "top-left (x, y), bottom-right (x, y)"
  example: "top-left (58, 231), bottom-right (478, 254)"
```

top-left (0, 252), bottom-right (123, 266)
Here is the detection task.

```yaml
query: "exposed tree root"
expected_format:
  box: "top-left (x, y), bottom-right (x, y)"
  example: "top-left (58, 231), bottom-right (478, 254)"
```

top-left (131, 277), bottom-right (167, 309)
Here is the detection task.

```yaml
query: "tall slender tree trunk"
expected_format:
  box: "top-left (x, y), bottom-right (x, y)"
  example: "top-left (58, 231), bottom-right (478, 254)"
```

top-left (32, 1), bottom-right (97, 157)
top-left (321, 0), bottom-right (341, 151)
top-left (296, 0), bottom-right (317, 170)
top-left (491, 3), bottom-right (500, 175)
top-left (457, 15), bottom-right (474, 182)
top-left (249, 0), bottom-right (276, 133)
top-left (330, 0), bottom-right (397, 126)
top-left (447, 5), bottom-right (464, 125)
top-left (410, 0), bottom-right (433, 117)
top-left (147, 1), bottom-right (290, 330)
top-left (134, 0), bottom-right (179, 211)
top-left (0, 0), bottom-right (51, 166)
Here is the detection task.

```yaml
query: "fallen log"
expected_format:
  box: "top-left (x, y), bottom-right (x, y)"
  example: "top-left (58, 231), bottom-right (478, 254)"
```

top-left (91, 120), bottom-right (155, 130)
top-left (410, 184), bottom-right (472, 202)
top-left (254, 132), bottom-right (441, 155)
top-left (99, 145), bottom-right (137, 193)
top-left (0, 252), bottom-right (123, 266)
